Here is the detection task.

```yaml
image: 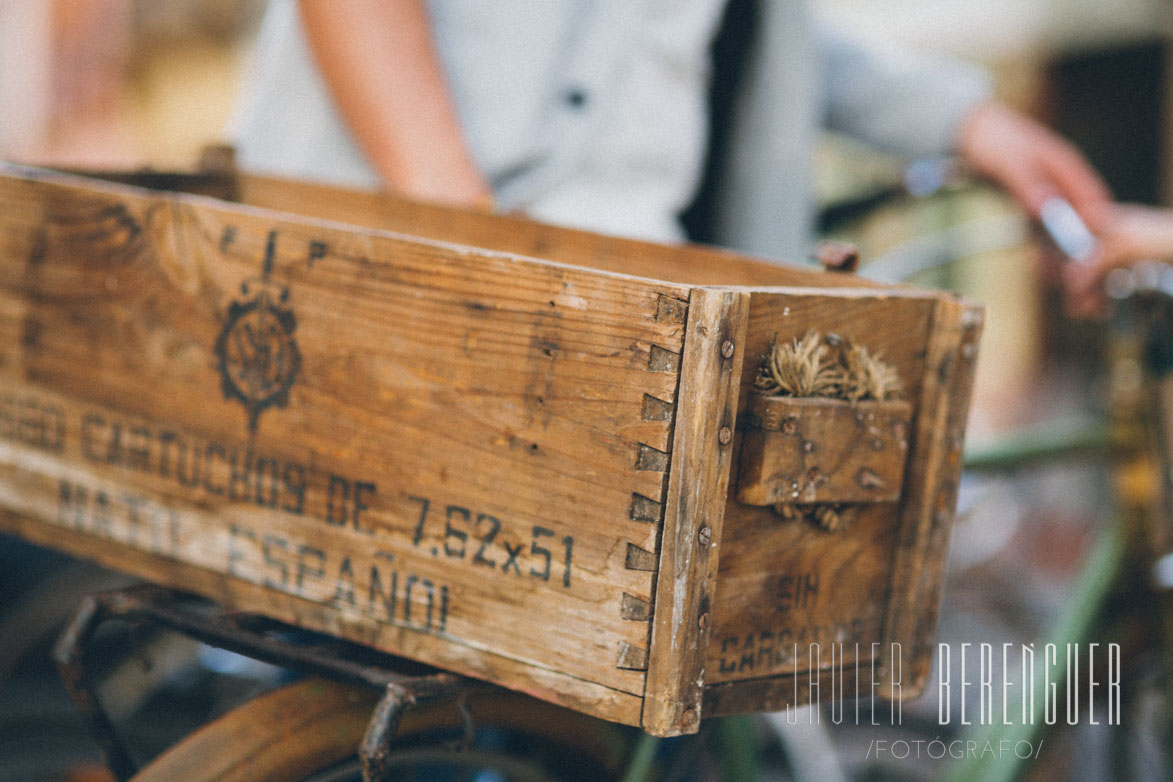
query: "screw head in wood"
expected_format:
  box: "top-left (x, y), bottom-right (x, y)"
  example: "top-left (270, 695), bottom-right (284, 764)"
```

top-left (698, 612), bottom-right (710, 629)
top-left (698, 525), bottom-right (712, 547)
top-left (720, 339), bottom-right (735, 359)
top-left (717, 426), bottom-right (732, 445)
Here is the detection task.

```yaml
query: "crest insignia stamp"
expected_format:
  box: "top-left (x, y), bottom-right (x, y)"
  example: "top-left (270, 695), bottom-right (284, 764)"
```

top-left (214, 230), bottom-right (301, 433)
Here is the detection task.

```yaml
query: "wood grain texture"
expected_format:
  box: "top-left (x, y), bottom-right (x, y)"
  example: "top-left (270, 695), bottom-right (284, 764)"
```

top-left (234, 174), bottom-right (884, 290)
top-left (0, 504), bottom-right (644, 726)
top-left (878, 298), bottom-right (983, 694)
top-left (641, 288), bottom-right (749, 736)
top-left (706, 291), bottom-right (940, 689)
top-left (36, 168), bottom-right (891, 291)
top-left (0, 167), bottom-right (690, 719)
top-left (0, 165), bottom-right (985, 732)
top-left (702, 291), bottom-right (980, 715)
top-left (130, 678), bottom-right (380, 782)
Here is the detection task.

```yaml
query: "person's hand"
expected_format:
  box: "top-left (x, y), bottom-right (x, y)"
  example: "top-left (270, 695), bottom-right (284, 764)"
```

top-left (956, 100), bottom-right (1145, 316)
top-left (957, 100), bottom-right (1112, 232)
top-left (1065, 203), bottom-right (1173, 314)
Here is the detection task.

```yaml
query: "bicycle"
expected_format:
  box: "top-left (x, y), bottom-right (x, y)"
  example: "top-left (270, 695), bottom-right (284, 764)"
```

top-left (2, 159), bottom-right (1169, 782)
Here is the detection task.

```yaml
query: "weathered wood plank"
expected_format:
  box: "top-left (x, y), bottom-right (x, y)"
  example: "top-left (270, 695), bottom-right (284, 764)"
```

top-left (39, 167), bottom-right (900, 292)
top-left (707, 502), bottom-right (899, 684)
top-left (878, 298), bottom-right (983, 693)
top-left (235, 174), bottom-right (886, 290)
top-left (0, 501), bottom-right (644, 726)
top-left (0, 165), bottom-right (984, 734)
top-left (642, 288), bottom-right (749, 735)
top-left (0, 168), bottom-right (695, 712)
top-left (706, 291), bottom-right (939, 688)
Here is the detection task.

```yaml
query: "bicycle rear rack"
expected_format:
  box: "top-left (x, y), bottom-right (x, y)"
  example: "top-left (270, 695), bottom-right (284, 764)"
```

top-left (52, 584), bottom-right (480, 781)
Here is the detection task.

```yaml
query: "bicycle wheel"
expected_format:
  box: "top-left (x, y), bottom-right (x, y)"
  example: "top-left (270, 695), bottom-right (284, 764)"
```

top-left (131, 677), bottom-right (628, 782)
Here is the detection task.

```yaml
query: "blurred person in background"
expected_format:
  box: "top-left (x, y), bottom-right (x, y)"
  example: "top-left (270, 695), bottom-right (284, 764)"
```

top-left (0, 0), bottom-right (134, 165)
top-left (0, 1), bottom-right (54, 159)
top-left (0, 0), bottom-right (262, 169)
top-left (231, 0), bottom-right (1154, 297)
top-left (1, 0), bottom-right (1164, 305)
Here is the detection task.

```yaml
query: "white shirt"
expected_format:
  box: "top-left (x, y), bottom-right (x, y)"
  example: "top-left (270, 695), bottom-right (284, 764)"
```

top-left (233, 0), bottom-right (725, 243)
top-left (232, 0), bottom-right (990, 256)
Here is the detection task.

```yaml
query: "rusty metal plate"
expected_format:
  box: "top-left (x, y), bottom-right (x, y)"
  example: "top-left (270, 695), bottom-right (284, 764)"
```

top-left (736, 396), bottom-right (911, 506)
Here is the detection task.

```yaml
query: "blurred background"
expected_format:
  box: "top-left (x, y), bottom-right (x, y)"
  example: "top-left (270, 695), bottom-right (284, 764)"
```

top-left (0, 0), bottom-right (1170, 779)
top-left (2, 0), bottom-right (1167, 435)
top-left (0, 0), bottom-right (263, 171)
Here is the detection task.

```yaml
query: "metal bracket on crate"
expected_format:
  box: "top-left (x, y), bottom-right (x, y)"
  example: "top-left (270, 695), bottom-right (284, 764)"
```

top-left (736, 331), bottom-right (911, 530)
top-left (52, 584), bottom-right (477, 782)
top-left (737, 395), bottom-right (911, 529)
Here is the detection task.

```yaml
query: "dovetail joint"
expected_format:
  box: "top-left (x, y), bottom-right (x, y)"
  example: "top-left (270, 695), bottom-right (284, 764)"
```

top-left (635, 443), bottom-right (669, 471)
top-left (648, 345), bottom-right (681, 373)
top-left (641, 394), bottom-right (674, 422)
top-left (620, 592), bottom-right (653, 621)
top-left (617, 642), bottom-right (649, 671)
top-left (625, 543), bottom-right (657, 571)
top-left (629, 493), bottom-right (663, 523)
top-left (654, 293), bottom-right (688, 325)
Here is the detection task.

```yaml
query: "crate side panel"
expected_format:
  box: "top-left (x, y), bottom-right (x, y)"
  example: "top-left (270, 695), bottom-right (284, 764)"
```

top-left (0, 171), bottom-right (693, 713)
top-left (706, 290), bottom-right (938, 691)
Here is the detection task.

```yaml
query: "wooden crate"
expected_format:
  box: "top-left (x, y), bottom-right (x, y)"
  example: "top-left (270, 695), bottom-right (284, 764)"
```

top-left (0, 164), bottom-right (982, 736)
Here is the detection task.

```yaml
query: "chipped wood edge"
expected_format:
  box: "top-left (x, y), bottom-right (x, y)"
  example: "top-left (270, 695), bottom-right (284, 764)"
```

top-left (879, 297), bottom-right (984, 695)
top-left (641, 287), bottom-right (750, 736)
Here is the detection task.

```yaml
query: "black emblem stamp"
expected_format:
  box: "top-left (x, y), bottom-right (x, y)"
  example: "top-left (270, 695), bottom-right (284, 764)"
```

top-left (215, 231), bottom-right (301, 433)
